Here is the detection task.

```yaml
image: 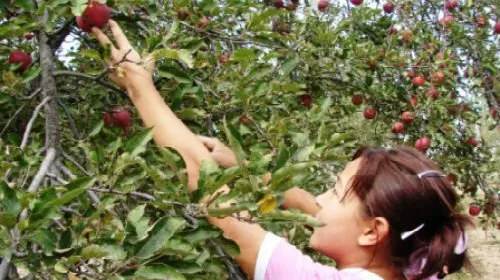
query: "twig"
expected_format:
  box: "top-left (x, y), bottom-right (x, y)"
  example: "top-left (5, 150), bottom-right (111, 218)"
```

top-left (56, 97), bottom-right (81, 140)
top-left (61, 151), bottom-right (91, 176)
top-left (27, 148), bottom-right (57, 193)
top-left (0, 103), bottom-right (27, 137)
top-left (53, 71), bottom-right (127, 96)
top-left (20, 96), bottom-right (52, 150)
top-left (0, 257), bottom-right (10, 280)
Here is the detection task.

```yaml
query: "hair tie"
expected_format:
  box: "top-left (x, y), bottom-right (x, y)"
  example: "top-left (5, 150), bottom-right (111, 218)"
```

top-left (401, 223), bottom-right (425, 240)
top-left (417, 170), bottom-right (446, 179)
top-left (453, 229), bottom-right (468, 255)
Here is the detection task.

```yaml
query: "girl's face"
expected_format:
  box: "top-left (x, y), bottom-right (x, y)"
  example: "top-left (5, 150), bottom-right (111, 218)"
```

top-left (310, 158), bottom-right (368, 263)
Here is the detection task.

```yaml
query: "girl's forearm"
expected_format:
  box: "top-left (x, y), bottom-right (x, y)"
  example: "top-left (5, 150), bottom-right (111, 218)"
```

top-left (126, 79), bottom-right (213, 191)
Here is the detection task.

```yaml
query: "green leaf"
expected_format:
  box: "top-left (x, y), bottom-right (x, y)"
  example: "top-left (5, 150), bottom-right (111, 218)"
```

top-left (152, 48), bottom-right (194, 68)
top-left (0, 181), bottom-right (21, 216)
top-left (136, 217), bottom-right (186, 259)
top-left (183, 228), bottom-right (220, 244)
top-left (135, 264), bottom-right (186, 280)
top-left (46, 177), bottom-right (96, 208)
top-left (81, 245), bottom-right (109, 260)
top-left (33, 229), bottom-right (57, 253)
top-left (281, 55), bottom-right (300, 76)
top-left (263, 209), bottom-right (324, 227)
top-left (127, 205), bottom-right (146, 225)
top-left (124, 128), bottom-right (153, 157)
top-left (223, 119), bottom-right (247, 167)
top-left (0, 213), bottom-right (16, 228)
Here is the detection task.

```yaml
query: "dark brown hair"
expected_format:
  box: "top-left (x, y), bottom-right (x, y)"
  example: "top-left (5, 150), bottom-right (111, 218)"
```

top-left (348, 146), bottom-right (472, 279)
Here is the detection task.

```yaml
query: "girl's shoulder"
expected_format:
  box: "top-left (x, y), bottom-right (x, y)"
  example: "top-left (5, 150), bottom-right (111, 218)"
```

top-left (255, 232), bottom-right (383, 280)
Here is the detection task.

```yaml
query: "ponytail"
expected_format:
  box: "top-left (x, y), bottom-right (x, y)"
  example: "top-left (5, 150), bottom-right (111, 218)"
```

top-left (414, 214), bottom-right (473, 280)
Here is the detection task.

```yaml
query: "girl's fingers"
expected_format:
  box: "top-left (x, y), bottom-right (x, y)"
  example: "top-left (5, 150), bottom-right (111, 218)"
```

top-left (197, 135), bottom-right (218, 150)
top-left (108, 20), bottom-right (131, 50)
top-left (92, 27), bottom-right (116, 51)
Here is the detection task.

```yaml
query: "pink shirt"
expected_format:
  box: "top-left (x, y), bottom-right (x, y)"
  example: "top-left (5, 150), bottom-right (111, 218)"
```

top-left (254, 233), bottom-right (383, 280)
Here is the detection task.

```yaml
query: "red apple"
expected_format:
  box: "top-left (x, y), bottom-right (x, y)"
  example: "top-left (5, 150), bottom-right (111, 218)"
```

top-left (112, 109), bottom-right (132, 133)
top-left (318, 0), bottom-right (329, 11)
top-left (445, 0), bottom-right (458, 9)
top-left (383, 2), bottom-right (395, 14)
top-left (363, 107), bottom-right (377, 119)
top-left (491, 108), bottom-right (498, 118)
top-left (439, 15), bottom-right (455, 26)
top-left (350, 0), bottom-right (363, 5)
top-left (446, 173), bottom-right (457, 185)
top-left (425, 88), bottom-right (440, 100)
top-left (415, 136), bottom-right (431, 152)
top-left (410, 95), bottom-right (418, 106)
top-left (468, 204), bottom-right (480, 216)
top-left (82, 1), bottom-right (111, 28)
top-left (24, 33), bottom-right (34, 40)
top-left (76, 16), bottom-right (92, 32)
top-left (388, 27), bottom-right (398, 36)
top-left (198, 17), bottom-right (210, 28)
top-left (406, 71), bottom-right (416, 79)
top-left (392, 122), bottom-right (404, 134)
top-left (412, 75), bottom-right (426, 87)
top-left (351, 94), bottom-right (363, 105)
top-left (103, 111), bottom-right (114, 126)
top-left (495, 21), bottom-right (500, 34)
top-left (176, 7), bottom-right (190, 20)
top-left (299, 94), bottom-right (312, 108)
top-left (8, 50), bottom-right (32, 73)
top-left (401, 111), bottom-right (414, 123)
top-left (484, 203), bottom-right (496, 216)
top-left (467, 138), bottom-right (478, 147)
top-left (273, 0), bottom-right (284, 8)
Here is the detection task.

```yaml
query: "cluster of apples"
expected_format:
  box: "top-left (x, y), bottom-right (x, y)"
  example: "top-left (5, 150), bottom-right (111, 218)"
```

top-left (75, 0), bottom-right (111, 32)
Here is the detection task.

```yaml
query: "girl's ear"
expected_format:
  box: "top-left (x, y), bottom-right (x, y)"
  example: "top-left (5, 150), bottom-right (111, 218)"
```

top-left (358, 217), bottom-right (390, 247)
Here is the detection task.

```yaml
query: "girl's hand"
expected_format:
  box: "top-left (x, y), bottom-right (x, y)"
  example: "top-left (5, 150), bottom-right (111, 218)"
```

top-left (197, 135), bottom-right (238, 168)
top-left (92, 20), bottom-right (154, 90)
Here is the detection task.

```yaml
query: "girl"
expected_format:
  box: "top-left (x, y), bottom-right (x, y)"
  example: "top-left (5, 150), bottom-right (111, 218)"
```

top-left (92, 21), bottom-right (472, 280)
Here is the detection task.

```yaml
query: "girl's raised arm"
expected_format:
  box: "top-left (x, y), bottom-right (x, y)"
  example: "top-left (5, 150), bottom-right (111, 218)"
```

top-left (92, 21), bottom-right (267, 278)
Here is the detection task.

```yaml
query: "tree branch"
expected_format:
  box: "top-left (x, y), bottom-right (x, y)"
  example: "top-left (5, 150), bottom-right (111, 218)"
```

top-left (53, 71), bottom-right (127, 96)
top-left (56, 97), bottom-right (81, 140)
top-left (27, 148), bottom-right (57, 193)
top-left (20, 96), bottom-right (52, 150)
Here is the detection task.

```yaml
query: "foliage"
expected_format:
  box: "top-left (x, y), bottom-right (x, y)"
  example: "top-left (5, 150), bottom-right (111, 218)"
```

top-left (0, 0), bottom-right (499, 278)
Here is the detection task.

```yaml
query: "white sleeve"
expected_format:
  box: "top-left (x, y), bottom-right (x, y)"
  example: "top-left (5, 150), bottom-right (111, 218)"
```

top-left (254, 232), bottom-right (283, 280)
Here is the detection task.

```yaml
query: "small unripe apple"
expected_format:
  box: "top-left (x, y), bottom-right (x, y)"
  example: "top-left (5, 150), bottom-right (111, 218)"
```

top-left (218, 54), bottom-right (230, 64)
top-left (350, 0), bottom-right (363, 6)
top-left (176, 7), bottom-right (190, 20)
top-left (425, 88), bottom-right (440, 100)
top-left (82, 1), bottom-right (111, 28)
top-left (431, 71), bottom-right (445, 85)
top-left (476, 16), bottom-right (487, 28)
top-left (363, 107), bottom-right (377, 119)
top-left (445, 0), bottom-right (458, 9)
top-left (24, 33), bottom-right (34, 40)
top-left (318, 0), bottom-right (329, 12)
top-left (401, 111), bottom-right (414, 123)
top-left (383, 2), bottom-right (395, 14)
top-left (392, 122), bottom-right (404, 134)
top-left (240, 116), bottom-right (252, 124)
top-left (412, 75), bottom-right (426, 87)
top-left (198, 17), bottom-right (210, 28)
top-left (468, 204), bottom-right (480, 216)
top-left (76, 16), bottom-right (92, 32)
top-left (495, 21), bottom-right (500, 34)
top-left (299, 94), bottom-right (312, 108)
top-left (351, 94), bottom-right (363, 105)
top-left (8, 50), bottom-right (32, 73)
top-left (401, 29), bottom-right (413, 42)
top-left (467, 138), bottom-right (478, 147)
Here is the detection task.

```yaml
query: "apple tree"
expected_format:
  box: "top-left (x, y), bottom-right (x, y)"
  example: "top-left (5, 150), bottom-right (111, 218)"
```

top-left (0, 0), bottom-right (498, 278)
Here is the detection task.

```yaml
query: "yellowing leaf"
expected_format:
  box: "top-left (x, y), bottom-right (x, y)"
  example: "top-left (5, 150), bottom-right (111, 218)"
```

top-left (258, 194), bottom-right (277, 214)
